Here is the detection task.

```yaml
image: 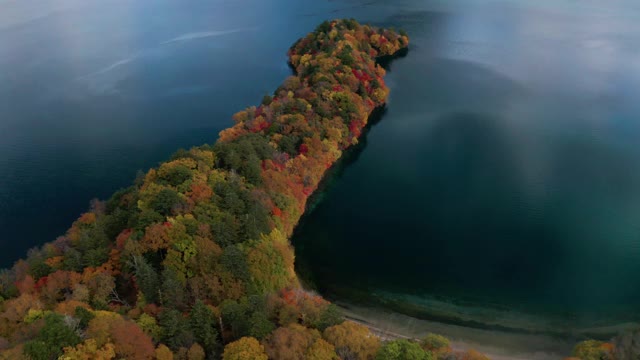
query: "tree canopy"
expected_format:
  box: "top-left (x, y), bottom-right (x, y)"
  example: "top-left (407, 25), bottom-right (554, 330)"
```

top-left (0, 19), bottom-right (493, 360)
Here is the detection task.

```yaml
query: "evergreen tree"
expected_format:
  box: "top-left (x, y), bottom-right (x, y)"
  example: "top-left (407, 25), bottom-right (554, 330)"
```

top-left (189, 300), bottom-right (221, 358)
top-left (133, 255), bottom-right (160, 303)
top-left (23, 313), bottom-right (81, 360)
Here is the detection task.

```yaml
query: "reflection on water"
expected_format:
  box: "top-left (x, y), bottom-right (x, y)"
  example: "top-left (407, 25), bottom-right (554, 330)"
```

top-left (292, 0), bottom-right (640, 339)
top-left (2, 0), bottom-right (640, 347)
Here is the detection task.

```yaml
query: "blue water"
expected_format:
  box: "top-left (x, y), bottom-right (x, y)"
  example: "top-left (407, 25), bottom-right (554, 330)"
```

top-left (2, 0), bottom-right (640, 336)
top-left (0, 0), bottom-right (295, 264)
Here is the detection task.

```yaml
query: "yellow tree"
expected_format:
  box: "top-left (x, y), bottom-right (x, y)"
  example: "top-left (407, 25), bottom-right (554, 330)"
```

top-left (323, 321), bottom-right (380, 360)
top-left (155, 344), bottom-right (174, 360)
top-left (60, 339), bottom-right (116, 360)
top-left (187, 343), bottom-right (205, 360)
top-left (222, 337), bottom-right (268, 360)
top-left (307, 338), bottom-right (339, 360)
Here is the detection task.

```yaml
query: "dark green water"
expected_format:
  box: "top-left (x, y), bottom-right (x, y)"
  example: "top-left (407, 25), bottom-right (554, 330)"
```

top-left (3, 0), bottom-right (640, 341)
top-left (291, 0), bottom-right (640, 334)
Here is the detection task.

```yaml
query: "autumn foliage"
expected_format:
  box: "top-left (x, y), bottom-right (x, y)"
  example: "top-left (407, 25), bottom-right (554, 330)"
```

top-left (571, 340), bottom-right (615, 360)
top-left (222, 337), bottom-right (268, 360)
top-left (0, 19), bottom-right (416, 360)
top-left (323, 321), bottom-right (380, 360)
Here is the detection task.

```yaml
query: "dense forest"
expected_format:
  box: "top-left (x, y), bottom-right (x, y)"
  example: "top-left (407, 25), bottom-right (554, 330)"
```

top-left (0, 19), bottom-right (616, 360)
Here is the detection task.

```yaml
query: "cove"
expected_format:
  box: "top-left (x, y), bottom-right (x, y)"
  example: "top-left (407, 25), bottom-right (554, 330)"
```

top-left (292, 13), bottom-right (640, 340)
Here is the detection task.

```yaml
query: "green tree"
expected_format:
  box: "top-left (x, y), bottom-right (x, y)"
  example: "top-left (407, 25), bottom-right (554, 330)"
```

top-left (150, 188), bottom-right (184, 216)
top-left (132, 255), bottom-right (160, 303)
top-left (74, 306), bottom-right (95, 329)
top-left (74, 220), bottom-right (111, 268)
top-left (214, 134), bottom-right (274, 185)
top-left (316, 304), bottom-right (343, 331)
top-left (376, 339), bottom-right (432, 360)
top-left (161, 268), bottom-right (187, 310)
top-left (135, 209), bottom-right (165, 231)
top-left (220, 246), bottom-right (250, 282)
top-left (23, 313), bottom-right (81, 360)
top-left (28, 260), bottom-right (53, 280)
top-left (159, 309), bottom-right (194, 350)
top-left (220, 300), bottom-right (250, 340)
top-left (248, 311), bottom-right (275, 340)
top-left (210, 213), bottom-right (240, 246)
top-left (189, 300), bottom-right (221, 357)
top-left (137, 313), bottom-right (162, 340)
top-left (160, 165), bottom-right (193, 186)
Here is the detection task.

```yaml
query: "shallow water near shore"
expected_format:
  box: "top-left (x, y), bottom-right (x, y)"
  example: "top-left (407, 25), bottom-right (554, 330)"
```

top-left (291, 0), bottom-right (640, 337)
top-left (338, 302), bottom-right (573, 360)
top-left (3, 0), bottom-right (640, 347)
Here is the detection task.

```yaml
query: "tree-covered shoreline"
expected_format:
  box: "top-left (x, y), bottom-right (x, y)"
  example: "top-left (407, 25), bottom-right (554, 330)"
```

top-left (0, 19), bottom-right (415, 360)
top-left (0, 17), bottom-right (622, 360)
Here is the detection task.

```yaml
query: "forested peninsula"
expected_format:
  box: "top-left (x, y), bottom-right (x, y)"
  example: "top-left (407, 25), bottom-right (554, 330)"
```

top-left (2, 18), bottom-right (610, 360)
top-left (0, 18), bottom-right (414, 360)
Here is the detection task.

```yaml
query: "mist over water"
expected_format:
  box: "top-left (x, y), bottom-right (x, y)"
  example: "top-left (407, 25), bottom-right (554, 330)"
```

top-left (2, 0), bottom-right (640, 346)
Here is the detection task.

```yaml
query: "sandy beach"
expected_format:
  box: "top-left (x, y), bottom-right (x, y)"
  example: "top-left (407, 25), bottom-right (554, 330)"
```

top-left (339, 302), bottom-right (576, 360)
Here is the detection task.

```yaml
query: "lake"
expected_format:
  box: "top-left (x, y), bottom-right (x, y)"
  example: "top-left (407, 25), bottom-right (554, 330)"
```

top-left (2, 0), bottom-right (640, 347)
